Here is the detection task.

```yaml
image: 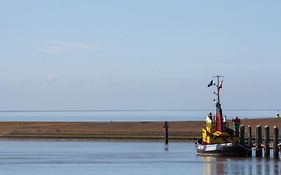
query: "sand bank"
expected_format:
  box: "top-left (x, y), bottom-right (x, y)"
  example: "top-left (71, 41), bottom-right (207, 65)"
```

top-left (0, 118), bottom-right (280, 140)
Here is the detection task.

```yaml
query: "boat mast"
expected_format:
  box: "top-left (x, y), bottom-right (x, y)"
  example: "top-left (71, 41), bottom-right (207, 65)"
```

top-left (213, 75), bottom-right (224, 132)
top-left (214, 75), bottom-right (223, 104)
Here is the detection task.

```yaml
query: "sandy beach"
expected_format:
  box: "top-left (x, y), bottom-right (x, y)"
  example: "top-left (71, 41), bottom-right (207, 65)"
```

top-left (0, 118), bottom-right (280, 141)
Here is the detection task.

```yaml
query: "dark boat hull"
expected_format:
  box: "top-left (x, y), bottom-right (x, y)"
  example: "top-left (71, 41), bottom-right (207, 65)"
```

top-left (195, 142), bottom-right (249, 156)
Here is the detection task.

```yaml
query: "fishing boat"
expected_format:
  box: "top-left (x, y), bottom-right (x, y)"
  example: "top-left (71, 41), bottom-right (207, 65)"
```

top-left (195, 76), bottom-right (249, 156)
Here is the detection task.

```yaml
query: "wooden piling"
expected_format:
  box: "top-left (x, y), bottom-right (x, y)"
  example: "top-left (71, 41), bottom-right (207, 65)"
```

top-left (247, 125), bottom-right (252, 157)
top-left (163, 121), bottom-right (169, 144)
top-left (264, 126), bottom-right (270, 158)
top-left (256, 125), bottom-right (262, 157)
top-left (239, 125), bottom-right (245, 146)
top-left (273, 126), bottom-right (279, 159)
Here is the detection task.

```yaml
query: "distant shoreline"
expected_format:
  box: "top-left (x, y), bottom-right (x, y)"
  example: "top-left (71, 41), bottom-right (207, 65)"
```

top-left (0, 118), bottom-right (280, 141)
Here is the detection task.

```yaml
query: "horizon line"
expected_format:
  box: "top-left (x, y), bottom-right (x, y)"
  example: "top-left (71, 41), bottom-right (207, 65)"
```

top-left (0, 109), bottom-right (279, 113)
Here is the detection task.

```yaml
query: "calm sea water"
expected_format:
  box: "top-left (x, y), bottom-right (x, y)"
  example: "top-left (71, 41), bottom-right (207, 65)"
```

top-left (0, 110), bottom-right (277, 121)
top-left (0, 140), bottom-right (279, 175)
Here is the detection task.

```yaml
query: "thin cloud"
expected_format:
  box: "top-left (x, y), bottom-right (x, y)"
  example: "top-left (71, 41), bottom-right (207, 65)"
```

top-left (33, 40), bottom-right (96, 54)
top-left (50, 40), bottom-right (95, 50)
top-left (37, 46), bottom-right (65, 54)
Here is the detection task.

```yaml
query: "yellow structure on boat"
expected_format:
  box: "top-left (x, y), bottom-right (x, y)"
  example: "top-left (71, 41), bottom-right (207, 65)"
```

top-left (202, 116), bottom-right (239, 144)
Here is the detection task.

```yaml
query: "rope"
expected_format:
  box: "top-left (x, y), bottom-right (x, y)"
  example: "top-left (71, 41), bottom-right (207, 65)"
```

top-left (238, 143), bottom-right (253, 151)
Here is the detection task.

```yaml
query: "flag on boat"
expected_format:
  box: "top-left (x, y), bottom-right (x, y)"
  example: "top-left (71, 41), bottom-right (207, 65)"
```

top-left (207, 80), bottom-right (213, 87)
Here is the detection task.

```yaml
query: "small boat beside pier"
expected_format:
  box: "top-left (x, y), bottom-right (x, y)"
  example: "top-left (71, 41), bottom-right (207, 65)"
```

top-left (195, 76), bottom-right (249, 156)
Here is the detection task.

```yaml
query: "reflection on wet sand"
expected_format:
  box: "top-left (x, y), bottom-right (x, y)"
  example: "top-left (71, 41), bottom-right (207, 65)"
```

top-left (201, 156), bottom-right (280, 175)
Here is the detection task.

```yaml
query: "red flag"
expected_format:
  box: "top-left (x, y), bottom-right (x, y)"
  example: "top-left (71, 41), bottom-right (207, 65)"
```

top-left (219, 80), bottom-right (223, 89)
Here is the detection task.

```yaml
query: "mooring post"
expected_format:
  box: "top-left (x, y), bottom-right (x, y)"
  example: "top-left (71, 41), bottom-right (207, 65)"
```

top-left (256, 125), bottom-right (262, 157)
top-left (163, 121), bottom-right (169, 144)
top-left (273, 126), bottom-right (279, 159)
top-left (239, 125), bottom-right (245, 146)
top-left (248, 125), bottom-right (252, 157)
top-left (264, 126), bottom-right (270, 158)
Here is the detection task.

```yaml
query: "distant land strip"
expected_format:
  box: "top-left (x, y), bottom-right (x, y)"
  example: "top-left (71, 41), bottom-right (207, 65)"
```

top-left (0, 118), bottom-right (280, 141)
top-left (0, 109), bottom-right (280, 113)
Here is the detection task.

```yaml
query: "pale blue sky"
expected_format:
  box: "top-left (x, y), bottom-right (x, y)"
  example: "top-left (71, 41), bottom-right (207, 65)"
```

top-left (0, 1), bottom-right (281, 110)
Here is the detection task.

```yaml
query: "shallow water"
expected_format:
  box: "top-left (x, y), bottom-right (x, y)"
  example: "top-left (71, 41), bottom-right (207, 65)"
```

top-left (0, 140), bottom-right (279, 175)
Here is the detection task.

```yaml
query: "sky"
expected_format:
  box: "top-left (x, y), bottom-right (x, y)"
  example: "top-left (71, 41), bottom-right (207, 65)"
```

top-left (0, 1), bottom-right (281, 111)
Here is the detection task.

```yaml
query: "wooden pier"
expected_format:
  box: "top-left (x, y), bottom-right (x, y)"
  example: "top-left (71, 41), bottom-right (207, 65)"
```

top-left (239, 125), bottom-right (280, 159)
